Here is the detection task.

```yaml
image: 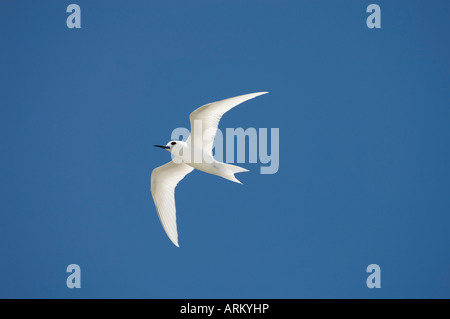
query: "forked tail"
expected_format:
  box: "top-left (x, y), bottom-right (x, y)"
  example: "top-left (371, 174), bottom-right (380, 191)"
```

top-left (220, 163), bottom-right (249, 184)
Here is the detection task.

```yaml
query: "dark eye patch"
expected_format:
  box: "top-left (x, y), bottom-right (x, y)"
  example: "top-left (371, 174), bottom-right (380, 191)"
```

top-left (171, 142), bottom-right (176, 145)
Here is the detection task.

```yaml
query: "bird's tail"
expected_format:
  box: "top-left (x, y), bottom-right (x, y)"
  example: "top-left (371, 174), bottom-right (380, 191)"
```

top-left (220, 163), bottom-right (249, 184)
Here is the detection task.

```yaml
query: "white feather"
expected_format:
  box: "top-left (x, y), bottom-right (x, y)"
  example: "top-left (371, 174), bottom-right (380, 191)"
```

top-left (151, 161), bottom-right (194, 247)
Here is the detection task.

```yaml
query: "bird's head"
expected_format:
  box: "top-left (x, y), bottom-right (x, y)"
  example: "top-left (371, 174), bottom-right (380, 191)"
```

top-left (154, 140), bottom-right (185, 156)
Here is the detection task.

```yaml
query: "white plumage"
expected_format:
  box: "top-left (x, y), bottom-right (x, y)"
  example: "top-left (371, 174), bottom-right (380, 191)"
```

top-left (151, 92), bottom-right (268, 247)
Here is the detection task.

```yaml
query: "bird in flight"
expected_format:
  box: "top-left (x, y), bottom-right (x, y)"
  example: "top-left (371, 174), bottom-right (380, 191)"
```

top-left (151, 92), bottom-right (268, 247)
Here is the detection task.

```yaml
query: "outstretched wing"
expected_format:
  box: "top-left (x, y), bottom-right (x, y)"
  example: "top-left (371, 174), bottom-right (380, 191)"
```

top-left (187, 92), bottom-right (268, 155)
top-left (151, 161), bottom-right (194, 247)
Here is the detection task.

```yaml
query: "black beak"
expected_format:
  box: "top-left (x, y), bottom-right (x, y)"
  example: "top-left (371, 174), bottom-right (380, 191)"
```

top-left (154, 145), bottom-right (170, 149)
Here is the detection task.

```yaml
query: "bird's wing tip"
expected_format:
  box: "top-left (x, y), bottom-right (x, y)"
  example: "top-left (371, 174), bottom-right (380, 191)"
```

top-left (252, 91), bottom-right (269, 96)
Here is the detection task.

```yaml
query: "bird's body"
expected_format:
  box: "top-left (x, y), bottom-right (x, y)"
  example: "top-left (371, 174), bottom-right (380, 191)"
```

top-left (151, 92), bottom-right (268, 247)
top-left (169, 140), bottom-right (248, 183)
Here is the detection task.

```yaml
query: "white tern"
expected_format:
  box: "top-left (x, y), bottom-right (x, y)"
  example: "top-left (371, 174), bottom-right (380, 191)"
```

top-left (151, 92), bottom-right (268, 247)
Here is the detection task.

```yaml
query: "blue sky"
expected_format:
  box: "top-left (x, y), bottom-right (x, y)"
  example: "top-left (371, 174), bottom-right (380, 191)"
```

top-left (1, 0), bottom-right (449, 298)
